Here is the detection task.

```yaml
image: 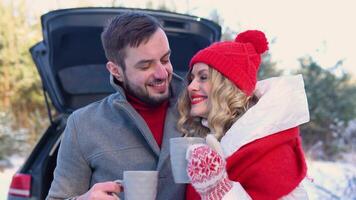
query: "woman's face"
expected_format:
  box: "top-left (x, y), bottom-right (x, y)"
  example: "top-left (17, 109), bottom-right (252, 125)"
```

top-left (187, 63), bottom-right (212, 118)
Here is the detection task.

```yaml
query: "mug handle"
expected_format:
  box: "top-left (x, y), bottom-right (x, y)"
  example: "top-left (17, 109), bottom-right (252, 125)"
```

top-left (114, 179), bottom-right (124, 191)
top-left (108, 179), bottom-right (124, 199)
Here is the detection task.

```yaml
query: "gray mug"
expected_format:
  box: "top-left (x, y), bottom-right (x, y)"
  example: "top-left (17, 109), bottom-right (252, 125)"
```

top-left (169, 137), bottom-right (205, 183)
top-left (114, 170), bottom-right (158, 200)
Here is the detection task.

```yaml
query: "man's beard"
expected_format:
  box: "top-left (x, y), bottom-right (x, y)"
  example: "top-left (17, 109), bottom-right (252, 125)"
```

top-left (123, 77), bottom-right (171, 107)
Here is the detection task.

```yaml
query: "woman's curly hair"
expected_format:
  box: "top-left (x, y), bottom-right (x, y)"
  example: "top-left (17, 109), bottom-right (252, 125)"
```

top-left (177, 67), bottom-right (258, 140)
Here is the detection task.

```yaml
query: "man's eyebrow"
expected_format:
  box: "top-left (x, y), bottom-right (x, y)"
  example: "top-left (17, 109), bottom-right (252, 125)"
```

top-left (135, 59), bottom-right (152, 67)
top-left (134, 50), bottom-right (171, 67)
top-left (161, 50), bottom-right (171, 59)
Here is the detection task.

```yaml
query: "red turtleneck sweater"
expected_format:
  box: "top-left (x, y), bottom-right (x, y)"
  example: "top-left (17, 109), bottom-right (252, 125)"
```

top-left (126, 93), bottom-right (169, 148)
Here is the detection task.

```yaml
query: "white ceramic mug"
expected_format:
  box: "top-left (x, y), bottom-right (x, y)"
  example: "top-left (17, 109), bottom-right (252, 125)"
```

top-left (169, 137), bottom-right (205, 183)
top-left (114, 170), bottom-right (158, 200)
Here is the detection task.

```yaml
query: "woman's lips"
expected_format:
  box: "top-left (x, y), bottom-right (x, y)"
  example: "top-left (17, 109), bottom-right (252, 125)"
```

top-left (190, 95), bottom-right (207, 105)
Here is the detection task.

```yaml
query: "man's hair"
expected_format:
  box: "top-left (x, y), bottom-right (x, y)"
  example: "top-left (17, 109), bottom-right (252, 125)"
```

top-left (177, 67), bottom-right (258, 140)
top-left (101, 11), bottom-right (163, 69)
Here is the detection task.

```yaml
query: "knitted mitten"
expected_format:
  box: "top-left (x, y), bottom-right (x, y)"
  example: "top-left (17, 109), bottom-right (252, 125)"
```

top-left (186, 144), bottom-right (233, 200)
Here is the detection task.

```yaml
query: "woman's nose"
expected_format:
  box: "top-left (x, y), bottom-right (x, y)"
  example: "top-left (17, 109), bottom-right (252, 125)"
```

top-left (188, 79), bottom-right (199, 92)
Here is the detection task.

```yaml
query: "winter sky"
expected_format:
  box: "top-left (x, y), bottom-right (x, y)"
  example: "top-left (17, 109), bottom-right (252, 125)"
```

top-left (26, 0), bottom-right (356, 77)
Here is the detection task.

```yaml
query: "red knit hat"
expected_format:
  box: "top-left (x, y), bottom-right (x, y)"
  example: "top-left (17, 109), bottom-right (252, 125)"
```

top-left (189, 30), bottom-right (269, 96)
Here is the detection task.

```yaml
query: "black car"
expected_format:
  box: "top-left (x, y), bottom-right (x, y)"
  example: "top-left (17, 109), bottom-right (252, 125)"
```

top-left (7, 7), bottom-right (221, 200)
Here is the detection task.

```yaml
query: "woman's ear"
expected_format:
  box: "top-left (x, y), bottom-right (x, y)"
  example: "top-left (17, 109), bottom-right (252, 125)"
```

top-left (106, 61), bottom-right (124, 82)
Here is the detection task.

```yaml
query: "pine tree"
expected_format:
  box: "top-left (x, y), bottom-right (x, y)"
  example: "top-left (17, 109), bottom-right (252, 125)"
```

top-left (298, 57), bottom-right (356, 159)
top-left (0, 0), bottom-right (47, 156)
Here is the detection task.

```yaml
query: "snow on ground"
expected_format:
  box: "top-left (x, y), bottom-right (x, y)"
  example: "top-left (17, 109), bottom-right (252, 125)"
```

top-left (304, 159), bottom-right (356, 200)
top-left (0, 156), bottom-right (355, 199)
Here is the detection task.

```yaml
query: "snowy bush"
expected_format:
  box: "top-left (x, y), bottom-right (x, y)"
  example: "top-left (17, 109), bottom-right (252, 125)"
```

top-left (0, 111), bottom-right (29, 169)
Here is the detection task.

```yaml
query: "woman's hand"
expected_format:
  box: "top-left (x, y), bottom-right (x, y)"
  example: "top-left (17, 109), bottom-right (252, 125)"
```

top-left (186, 144), bottom-right (233, 200)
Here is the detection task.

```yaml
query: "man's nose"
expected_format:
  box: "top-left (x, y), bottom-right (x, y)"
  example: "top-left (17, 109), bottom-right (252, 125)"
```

top-left (154, 63), bottom-right (168, 79)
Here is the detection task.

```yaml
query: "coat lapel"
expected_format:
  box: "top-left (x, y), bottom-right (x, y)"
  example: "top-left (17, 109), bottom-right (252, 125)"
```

top-left (111, 74), bottom-right (185, 169)
top-left (156, 105), bottom-right (182, 171)
top-left (157, 74), bottom-right (185, 171)
top-left (113, 101), bottom-right (161, 157)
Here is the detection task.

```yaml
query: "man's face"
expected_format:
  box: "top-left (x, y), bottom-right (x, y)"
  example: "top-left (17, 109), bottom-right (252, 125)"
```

top-left (108, 28), bottom-right (173, 106)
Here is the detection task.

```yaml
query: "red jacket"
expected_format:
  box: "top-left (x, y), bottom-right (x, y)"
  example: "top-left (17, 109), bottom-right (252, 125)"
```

top-left (186, 127), bottom-right (307, 200)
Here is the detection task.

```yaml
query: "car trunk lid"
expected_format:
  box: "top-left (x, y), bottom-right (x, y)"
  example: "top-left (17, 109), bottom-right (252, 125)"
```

top-left (30, 7), bottom-right (221, 114)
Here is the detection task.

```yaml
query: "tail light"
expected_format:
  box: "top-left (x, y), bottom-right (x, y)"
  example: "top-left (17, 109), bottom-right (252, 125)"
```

top-left (8, 173), bottom-right (31, 197)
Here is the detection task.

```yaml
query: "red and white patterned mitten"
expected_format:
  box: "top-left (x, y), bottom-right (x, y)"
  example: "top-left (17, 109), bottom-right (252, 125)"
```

top-left (186, 144), bottom-right (233, 200)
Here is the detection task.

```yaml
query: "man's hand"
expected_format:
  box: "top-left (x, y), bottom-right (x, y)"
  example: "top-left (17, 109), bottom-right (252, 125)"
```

top-left (76, 181), bottom-right (122, 200)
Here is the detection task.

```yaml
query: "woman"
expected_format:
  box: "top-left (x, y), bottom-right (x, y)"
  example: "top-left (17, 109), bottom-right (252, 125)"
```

top-left (177, 30), bottom-right (310, 200)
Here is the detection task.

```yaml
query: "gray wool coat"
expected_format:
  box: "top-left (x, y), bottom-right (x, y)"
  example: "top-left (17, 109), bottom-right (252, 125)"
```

top-left (47, 74), bottom-right (186, 200)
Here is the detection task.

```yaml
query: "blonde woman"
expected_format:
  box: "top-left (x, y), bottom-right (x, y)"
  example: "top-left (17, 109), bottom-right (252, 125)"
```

top-left (177, 30), bottom-right (310, 200)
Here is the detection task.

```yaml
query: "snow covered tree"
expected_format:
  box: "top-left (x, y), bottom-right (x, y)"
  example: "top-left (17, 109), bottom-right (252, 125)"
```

top-left (297, 57), bottom-right (356, 159)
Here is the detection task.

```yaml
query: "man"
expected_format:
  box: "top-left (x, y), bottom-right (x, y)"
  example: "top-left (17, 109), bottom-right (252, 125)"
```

top-left (47, 11), bottom-right (185, 200)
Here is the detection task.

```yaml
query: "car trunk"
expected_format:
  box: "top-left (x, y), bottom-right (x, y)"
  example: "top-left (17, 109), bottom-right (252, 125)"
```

top-left (9, 7), bottom-right (221, 200)
top-left (32, 7), bottom-right (221, 114)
